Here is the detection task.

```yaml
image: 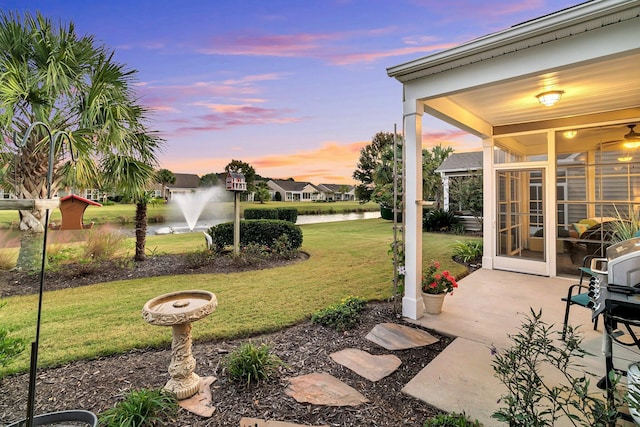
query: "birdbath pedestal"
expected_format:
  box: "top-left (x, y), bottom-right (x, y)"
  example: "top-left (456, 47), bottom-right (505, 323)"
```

top-left (142, 290), bottom-right (217, 400)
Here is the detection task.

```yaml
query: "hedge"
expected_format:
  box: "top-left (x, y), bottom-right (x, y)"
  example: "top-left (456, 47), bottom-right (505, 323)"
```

top-left (243, 208), bottom-right (298, 223)
top-left (208, 219), bottom-right (303, 251)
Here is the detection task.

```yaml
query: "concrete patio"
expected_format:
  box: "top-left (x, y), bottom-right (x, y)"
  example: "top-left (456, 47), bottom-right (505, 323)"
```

top-left (404, 268), bottom-right (640, 426)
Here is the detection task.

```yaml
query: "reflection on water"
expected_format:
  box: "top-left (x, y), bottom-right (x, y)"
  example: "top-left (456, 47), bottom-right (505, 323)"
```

top-left (0, 211), bottom-right (382, 245)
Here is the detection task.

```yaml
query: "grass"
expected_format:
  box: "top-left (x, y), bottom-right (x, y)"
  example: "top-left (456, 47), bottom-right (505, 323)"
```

top-left (0, 219), bottom-right (479, 376)
top-left (0, 200), bottom-right (380, 229)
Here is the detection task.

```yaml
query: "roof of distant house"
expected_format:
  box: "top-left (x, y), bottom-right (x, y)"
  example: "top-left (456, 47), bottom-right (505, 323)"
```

top-left (168, 173), bottom-right (200, 189)
top-left (435, 152), bottom-right (482, 173)
top-left (317, 183), bottom-right (354, 192)
top-left (269, 179), bottom-right (318, 192)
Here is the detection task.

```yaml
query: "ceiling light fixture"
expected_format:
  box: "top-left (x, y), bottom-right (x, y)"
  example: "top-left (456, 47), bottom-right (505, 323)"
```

top-left (563, 130), bottom-right (577, 139)
top-left (536, 90), bottom-right (564, 107)
top-left (623, 124), bottom-right (640, 149)
top-left (618, 155), bottom-right (633, 162)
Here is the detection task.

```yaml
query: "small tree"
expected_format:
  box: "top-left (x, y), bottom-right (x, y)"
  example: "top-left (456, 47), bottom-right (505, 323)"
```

top-left (225, 160), bottom-right (256, 192)
top-left (422, 145), bottom-right (454, 207)
top-left (449, 171), bottom-right (483, 230)
top-left (199, 173), bottom-right (219, 187)
top-left (254, 181), bottom-right (271, 203)
top-left (353, 132), bottom-right (397, 203)
top-left (155, 169), bottom-right (175, 200)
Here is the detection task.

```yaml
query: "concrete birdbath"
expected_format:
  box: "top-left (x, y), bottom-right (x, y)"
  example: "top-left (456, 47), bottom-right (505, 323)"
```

top-left (142, 290), bottom-right (217, 400)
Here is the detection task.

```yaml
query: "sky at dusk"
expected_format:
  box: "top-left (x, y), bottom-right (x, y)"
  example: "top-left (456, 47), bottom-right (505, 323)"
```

top-left (2, 0), bottom-right (580, 184)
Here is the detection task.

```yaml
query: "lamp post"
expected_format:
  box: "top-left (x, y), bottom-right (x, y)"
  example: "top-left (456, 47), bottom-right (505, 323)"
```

top-left (13, 122), bottom-right (73, 427)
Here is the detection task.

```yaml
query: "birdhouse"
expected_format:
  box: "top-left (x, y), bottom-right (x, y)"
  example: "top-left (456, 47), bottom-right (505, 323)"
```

top-left (225, 172), bottom-right (247, 192)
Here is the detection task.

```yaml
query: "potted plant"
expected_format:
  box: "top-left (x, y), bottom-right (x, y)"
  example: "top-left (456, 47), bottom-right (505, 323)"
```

top-left (421, 260), bottom-right (458, 314)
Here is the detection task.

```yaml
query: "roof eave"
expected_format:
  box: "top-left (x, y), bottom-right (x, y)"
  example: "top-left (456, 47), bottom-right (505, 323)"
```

top-left (387, 0), bottom-right (639, 82)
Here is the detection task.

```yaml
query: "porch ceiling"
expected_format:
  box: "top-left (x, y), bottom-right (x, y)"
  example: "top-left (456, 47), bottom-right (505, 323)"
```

top-left (440, 51), bottom-right (640, 131)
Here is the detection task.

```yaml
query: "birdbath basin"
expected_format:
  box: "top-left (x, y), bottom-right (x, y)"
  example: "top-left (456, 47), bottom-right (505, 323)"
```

top-left (142, 290), bottom-right (217, 399)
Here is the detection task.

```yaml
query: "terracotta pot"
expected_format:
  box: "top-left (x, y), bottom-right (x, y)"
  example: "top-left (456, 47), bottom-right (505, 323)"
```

top-left (422, 292), bottom-right (446, 314)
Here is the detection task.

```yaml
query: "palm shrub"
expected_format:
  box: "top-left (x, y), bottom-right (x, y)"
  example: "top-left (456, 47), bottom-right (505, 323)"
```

top-left (98, 388), bottom-right (177, 427)
top-left (311, 296), bottom-right (367, 331)
top-left (224, 341), bottom-right (283, 385)
top-left (424, 209), bottom-right (460, 232)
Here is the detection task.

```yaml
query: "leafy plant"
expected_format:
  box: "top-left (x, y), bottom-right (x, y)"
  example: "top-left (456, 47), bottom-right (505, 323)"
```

top-left (224, 341), bottom-right (283, 385)
top-left (424, 412), bottom-right (483, 426)
top-left (271, 234), bottom-right (296, 259)
top-left (492, 309), bottom-right (621, 426)
top-left (452, 240), bottom-right (483, 264)
top-left (311, 296), bottom-right (367, 331)
top-left (424, 209), bottom-right (460, 232)
top-left (422, 260), bottom-right (458, 295)
top-left (98, 388), bottom-right (177, 427)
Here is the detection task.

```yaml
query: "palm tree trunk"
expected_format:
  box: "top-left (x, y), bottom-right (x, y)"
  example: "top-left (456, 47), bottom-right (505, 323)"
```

top-left (16, 210), bottom-right (46, 271)
top-left (134, 201), bottom-right (147, 261)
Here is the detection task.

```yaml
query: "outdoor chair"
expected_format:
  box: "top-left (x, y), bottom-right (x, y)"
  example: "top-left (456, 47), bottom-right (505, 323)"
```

top-left (561, 255), bottom-right (599, 340)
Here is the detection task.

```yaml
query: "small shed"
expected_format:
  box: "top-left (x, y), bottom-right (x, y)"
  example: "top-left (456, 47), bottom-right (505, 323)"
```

top-left (57, 194), bottom-right (102, 230)
top-left (225, 172), bottom-right (247, 192)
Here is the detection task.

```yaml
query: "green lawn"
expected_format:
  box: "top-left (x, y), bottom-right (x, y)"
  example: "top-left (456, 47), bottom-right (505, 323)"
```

top-left (0, 218), bottom-right (479, 376)
top-left (0, 200), bottom-right (380, 229)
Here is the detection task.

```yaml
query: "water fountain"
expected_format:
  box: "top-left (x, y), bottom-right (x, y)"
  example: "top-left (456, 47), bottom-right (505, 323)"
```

top-left (168, 186), bottom-right (231, 233)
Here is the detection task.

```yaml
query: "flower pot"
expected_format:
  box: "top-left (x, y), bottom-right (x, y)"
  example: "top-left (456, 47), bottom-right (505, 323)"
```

top-left (422, 292), bottom-right (446, 314)
top-left (6, 410), bottom-right (97, 426)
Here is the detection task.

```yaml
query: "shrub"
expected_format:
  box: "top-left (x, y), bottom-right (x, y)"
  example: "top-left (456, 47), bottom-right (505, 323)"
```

top-left (184, 250), bottom-right (215, 269)
top-left (423, 209), bottom-right (460, 232)
top-left (492, 309), bottom-right (622, 426)
top-left (233, 243), bottom-right (271, 268)
top-left (311, 296), bottom-right (367, 331)
top-left (208, 220), bottom-right (303, 252)
top-left (98, 388), bottom-right (177, 427)
top-left (84, 229), bottom-right (126, 260)
top-left (224, 341), bottom-right (283, 385)
top-left (244, 208), bottom-right (278, 220)
top-left (424, 412), bottom-right (483, 426)
top-left (276, 207), bottom-right (298, 223)
top-left (271, 234), bottom-right (296, 259)
top-left (452, 240), bottom-right (483, 263)
top-left (0, 250), bottom-right (15, 271)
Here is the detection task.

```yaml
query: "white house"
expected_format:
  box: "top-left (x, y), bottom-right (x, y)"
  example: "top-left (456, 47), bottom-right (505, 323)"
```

top-left (387, 0), bottom-right (640, 319)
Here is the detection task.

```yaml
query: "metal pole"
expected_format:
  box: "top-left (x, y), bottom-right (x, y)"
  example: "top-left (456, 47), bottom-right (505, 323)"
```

top-left (13, 122), bottom-right (72, 427)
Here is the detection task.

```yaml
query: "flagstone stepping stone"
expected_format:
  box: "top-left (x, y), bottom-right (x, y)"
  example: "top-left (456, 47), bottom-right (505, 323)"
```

top-left (330, 348), bottom-right (401, 381)
top-left (240, 418), bottom-right (328, 427)
top-left (177, 376), bottom-right (216, 417)
top-left (285, 372), bottom-right (369, 406)
top-left (365, 322), bottom-right (439, 350)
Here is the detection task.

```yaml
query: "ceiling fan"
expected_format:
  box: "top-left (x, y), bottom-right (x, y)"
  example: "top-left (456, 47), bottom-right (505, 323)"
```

top-left (623, 124), bottom-right (640, 148)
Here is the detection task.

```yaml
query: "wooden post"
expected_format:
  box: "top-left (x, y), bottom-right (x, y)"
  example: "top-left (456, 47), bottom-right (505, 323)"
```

top-left (233, 191), bottom-right (240, 255)
top-left (0, 199), bottom-right (59, 211)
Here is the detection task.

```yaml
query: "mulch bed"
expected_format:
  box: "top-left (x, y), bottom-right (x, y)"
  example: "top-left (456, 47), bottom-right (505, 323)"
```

top-left (0, 253), bottom-right (453, 426)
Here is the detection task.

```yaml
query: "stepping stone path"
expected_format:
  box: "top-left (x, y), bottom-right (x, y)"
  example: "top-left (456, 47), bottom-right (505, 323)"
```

top-left (329, 348), bottom-right (401, 381)
top-left (365, 322), bottom-right (439, 350)
top-left (285, 372), bottom-right (369, 406)
top-left (243, 322), bottom-right (440, 426)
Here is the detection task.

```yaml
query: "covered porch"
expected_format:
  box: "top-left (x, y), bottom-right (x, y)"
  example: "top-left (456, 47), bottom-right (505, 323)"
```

top-left (404, 268), bottom-right (639, 426)
top-left (387, 0), bottom-right (640, 320)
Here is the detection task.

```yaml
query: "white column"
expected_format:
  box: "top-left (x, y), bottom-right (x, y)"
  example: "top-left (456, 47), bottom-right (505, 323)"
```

top-left (482, 138), bottom-right (493, 270)
top-left (441, 173), bottom-right (450, 211)
top-left (402, 100), bottom-right (424, 320)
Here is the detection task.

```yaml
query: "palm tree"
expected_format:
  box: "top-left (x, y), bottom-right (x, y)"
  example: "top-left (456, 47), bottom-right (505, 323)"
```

top-left (0, 12), bottom-right (162, 269)
top-left (155, 169), bottom-right (175, 200)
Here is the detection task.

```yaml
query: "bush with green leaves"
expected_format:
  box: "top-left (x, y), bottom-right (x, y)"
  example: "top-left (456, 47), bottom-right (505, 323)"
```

top-left (98, 388), bottom-right (177, 427)
top-left (244, 208), bottom-right (279, 220)
top-left (311, 296), bottom-right (367, 331)
top-left (224, 341), bottom-right (283, 385)
top-left (452, 240), bottom-right (483, 263)
top-left (276, 207), bottom-right (298, 223)
top-left (423, 412), bottom-right (483, 426)
top-left (492, 309), bottom-right (622, 426)
top-left (208, 219), bottom-right (302, 252)
top-left (423, 209), bottom-right (460, 232)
